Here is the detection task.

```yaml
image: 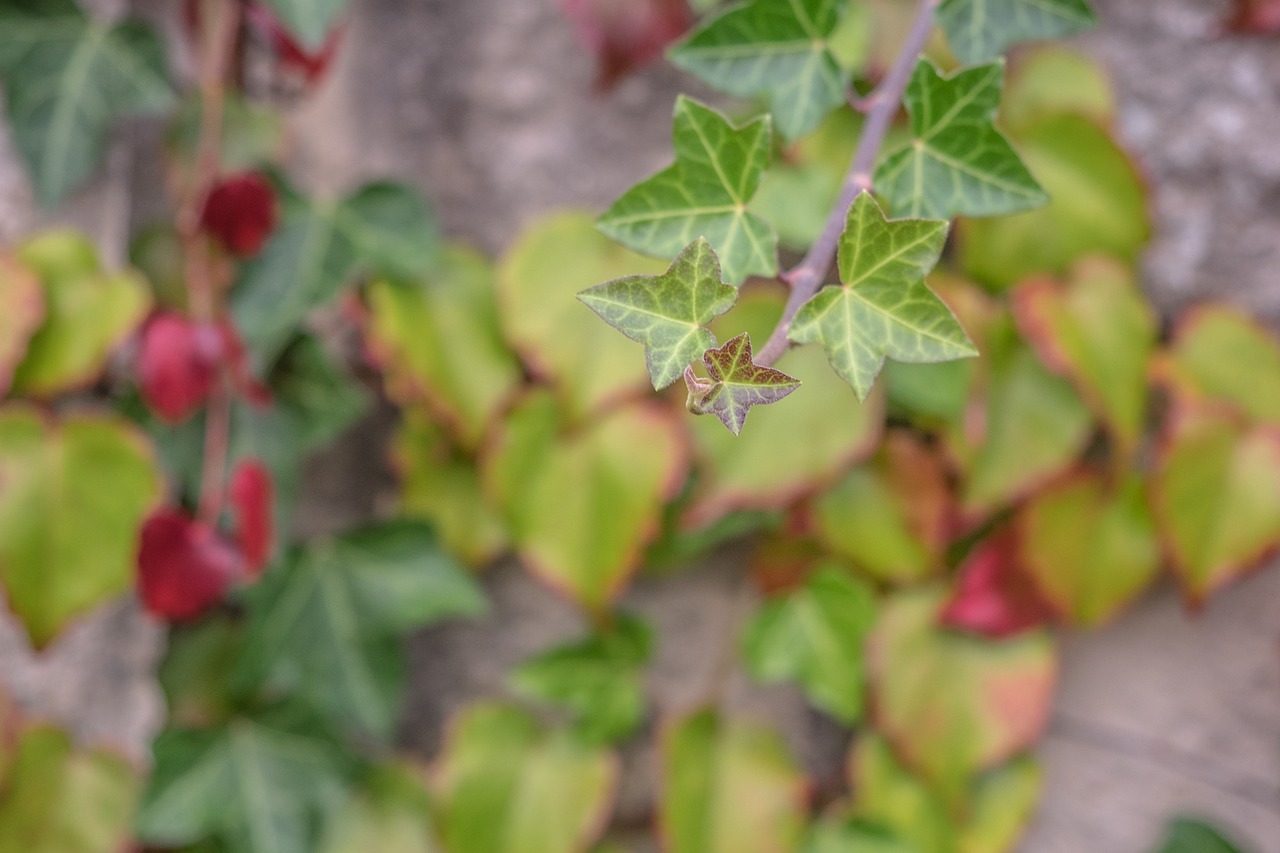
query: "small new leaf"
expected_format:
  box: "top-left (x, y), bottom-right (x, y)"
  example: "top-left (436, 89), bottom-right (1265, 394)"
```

top-left (788, 192), bottom-right (975, 400)
top-left (938, 0), bottom-right (1097, 65)
top-left (667, 0), bottom-right (847, 139)
top-left (686, 333), bottom-right (800, 435)
top-left (580, 238), bottom-right (738, 389)
top-left (597, 97), bottom-right (776, 285)
top-left (875, 61), bottom-right (1047, 219)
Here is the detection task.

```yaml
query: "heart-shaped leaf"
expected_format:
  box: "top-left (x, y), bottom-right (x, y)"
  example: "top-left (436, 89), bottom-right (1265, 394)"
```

top-left (1017, 472), bottom-right (1160, 626)
top-left (742, 565), bottom-right (877, 723)
top-left (686, 333), bottom-right (800, 434)
top-left (484, 392), bottom-right (686, 611)
top-left (580, 238), bottom-right (739, 390)
top-left (0, 0), bottom-right (174, 205)
top-left (137, 509), bottom-right (247, 622)
top-left (0, 405), bottom-right (160, 647)
top-left (937, 0), bottom-right (1096, 65)
top-left (661, 709), bottom-right (806, 853)
top-left (789, 192), bottom-right (974, 400)
top-left (667, 0), bottom-right (848, 139)
top-left (1156, 305), bottom-right (1280, 426)
top-left (868, 588), bottom-right (1056, 805)
top-left (597, 97), bottom-right (776, 285)
top-left (431, 703), bottom-right (617, 853)
top-left (939, 529), bottom-right (1056, 639)
top-left (998, 47), bottom-right (1115, 135)
top-left (876, 61), bottom-right (1047, 220)
top-left (0, 253), bottom-right (42, 397)
top-left (1150, 405), bottom-right (1280, 604)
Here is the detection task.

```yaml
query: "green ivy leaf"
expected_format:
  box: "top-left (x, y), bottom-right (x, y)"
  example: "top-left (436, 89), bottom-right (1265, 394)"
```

top-left (233, 181), bottom-right (439, 362)
top-left (0, 405), bottom-right (159, 648)
top-left (318, 763), bottom-right (441, 853)
top-left (937, 0), bottom-right (1096, 65)
top-left (0, 253), bottom-right (43, 396)
top-left (1153, 818), bottom-right (1248, 853)
top-left (868, 588), bottom-right (1056, 807)
top-left (789, 192), bottom-right (974, 400)
top-left (1150, 405), bottom-right (1280, 604)
top-left (686, 332), bottom-right (800, 434)
top-left (235, 521), bottom-right (486, 740)
top-left (1012, 257), bottom-right (1157, 456)
top-left (263, 0), bottom-right (349, 48)
top-left (1017, 472), bottom-right (1160, 627)
top-left (875, 61), bottom-right (1047, 220)
top-left (0, 0), bottom-right (173, 205)
top-left (366, 246), bottom-right (523, 449)
top-left (137, 707), bottom-right (349, 853)
top-left (484, 393), bottom-right (686, 612)
top-left (580, 238), bottom-right (739, 389)
top-left (667, 0), bottom-right (847, 139)
top-left (597, 97), bottom-right (776, 285)
top-left (510, 614), bottom-right (653, 745)
top-left (1157, 305), bottom-right (1280, 426)
top-left (432, 703), bottom-right (617, 853)
top-left (661, 709), bottom-right (806, 853)
top-left (742, 566), bottom-right (876, 723)
top-left (11, 231), bottom-right (150, 397)
top-left (0, 726), bottom-right (139, 853)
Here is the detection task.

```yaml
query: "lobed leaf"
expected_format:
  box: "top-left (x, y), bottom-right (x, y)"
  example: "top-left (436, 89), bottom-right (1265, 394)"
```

top-left (686, 332), bottom-right (800, 434)
top-left (597, 97), bottom-right (776, 285)
top-left (937, 0), bottom-right (1096, 65)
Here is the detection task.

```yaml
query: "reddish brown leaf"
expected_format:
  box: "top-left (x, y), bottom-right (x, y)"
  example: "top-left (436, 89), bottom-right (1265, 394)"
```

top-left (1224, 0), bottom-right (1280, 33)
top-left (200, 172), bottom-right (278, 257)
top-left (562, 0), bottom-right (693, 88)
top-left (230, 459), bottom-right (273, 575)
top-left (137, 312), bottom-right (222, 424)
top-left (940, 529), bottom-right (1056, 639)
top-left (217, 320), bottom-right (271, 406)
top-left (245, 3), bottom-right (344, 87)
top-left (137, 510), bottom-right (245, 621)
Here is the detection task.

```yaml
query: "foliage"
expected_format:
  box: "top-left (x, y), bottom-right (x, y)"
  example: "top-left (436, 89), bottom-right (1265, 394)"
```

top-left (0, 0), bottom-right (1273, 851)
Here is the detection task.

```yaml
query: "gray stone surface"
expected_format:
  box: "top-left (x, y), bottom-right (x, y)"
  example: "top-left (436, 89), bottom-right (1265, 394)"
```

top-left (0, 0), bottom-right (1278, 850)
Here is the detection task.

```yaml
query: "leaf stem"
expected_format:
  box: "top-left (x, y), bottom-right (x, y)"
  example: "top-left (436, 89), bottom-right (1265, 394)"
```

top-left (755, 0), bottom-right (937, 367)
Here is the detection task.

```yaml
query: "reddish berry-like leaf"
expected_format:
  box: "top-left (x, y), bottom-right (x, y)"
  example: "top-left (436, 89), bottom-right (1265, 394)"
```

top-left (686, 333), bottom-right (800, 435)
top-left (230, 459), bottom-right (273, 575)
top-left (1224, 0), bottom-right (1280, 33)
top-left (136, 312), bottom-right (222, 424)
top-left (217, 320), bottom-right (272, 405)
top-left (137, 510), bottom-right (245, 622)
top-left (200, 172), bottom-right (278, 257)
top-left (940, 529), bottom-right (1056, 639)
top-left (246, 3), bottom-right (344, 87)
top-left (562, 0), bottom-right (693, 88)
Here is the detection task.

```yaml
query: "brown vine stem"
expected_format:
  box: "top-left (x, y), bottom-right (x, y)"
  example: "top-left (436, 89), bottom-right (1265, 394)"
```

top-left (755, 0), bottom-right (939, 367)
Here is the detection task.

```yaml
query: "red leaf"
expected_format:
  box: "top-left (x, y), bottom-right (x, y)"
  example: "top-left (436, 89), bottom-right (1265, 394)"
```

top-left (245, 3), bottom-right (344, 86)
top-left (200, 172), bottom-right (278, 257)
top-left (137, 510), bottom-right (245, 621)
top-left (562, 0), bottom-right (693, 89)
top-left (230, 459), bottom-right (274, 574)
top-left (137, 312), bottom-right (222, 424)
top-left (1224, 0), bottom-right (1280, 33)
top-left (939, 530), bottom-right (1056, 639)
top-left (217, 321), bottom-right (272, 406)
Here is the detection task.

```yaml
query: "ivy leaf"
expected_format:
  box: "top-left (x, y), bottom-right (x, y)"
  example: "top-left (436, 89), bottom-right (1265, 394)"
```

top-left (0, 0), bottom-right (174, 205)
top-left (580, 238), bottom-right (738, 390)
top-left (0, 726), bottom-right (140, 853)
top-left (597, 97), bottom-right (776, 285)
top-left (1156, 305), bottom-right (1280, 426)
top-left (1153, 818), bottom-right (1248, 853)
top-left (667, 0), bottom-right (847, 139)
top-left (0, 405), bottom-right (160, 648)
top-left (235, 520), bottom-right (487, 740)
top-left (0, 253), bottom-right (43, 397)
top-left (137, 707), bottom-right (349, 853)
top-left (875, 61), bottom-right (1047, 220)
top-left (661, 709), bottom-right (806, 853)
top-left (937, 0), bottom-right (1096, 65)
top-left (484, 393), bottom-right (686, 612)
top-left (789, 192), bottom-right (975, 400)
top-left (868, 588), bottom-right (1056, 807)
top-left (742, 565), bottom-right (876, 724)
top-left (318, 763), bottom-right (441, 853)
top-left (262, 0), bottom-right (349, 48)
top-left (1150, 405), bottom-right (1280, 604)
top-left (432, 703), bottom-right (617, 853)
top-left (686, 333), bottom-right (800, 434)
top-left (11, 231), bottom-right (150, 398)
top-left (510, 614), bottom-right (653, 745)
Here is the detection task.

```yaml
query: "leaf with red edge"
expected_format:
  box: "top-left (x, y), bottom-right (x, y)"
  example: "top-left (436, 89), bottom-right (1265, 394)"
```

top-left (0, 253), bottom-right (43, 397)
top-left (1224, 0), bottom-right (1280, 33)
top-left (200, 172), bottom-right (278, 257)
top-left (230, 459), bottom-right (273, 574)
top-left (137, 510), bottom-right (246, 622)
top-left (939, 529), bottom-right (1056, 639)
top-left (562, 0), bottom-right (693, 88)
top-left (869, 587), bottom-right (1056, 807)
top-left (686, 333), bottom-right (800, 435)
top-left (1150, 403), bottom-right (1280, 604)
top-left (136, 312), bottom-right (221, 424)
top-left (246, 3), bottom-right (344, 86)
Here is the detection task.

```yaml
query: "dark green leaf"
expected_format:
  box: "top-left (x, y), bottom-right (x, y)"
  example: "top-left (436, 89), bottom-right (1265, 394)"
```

top-left (937, 0), bottom-right (1096, 65)
top-left (1153, 818), bottom-right (1248, 853)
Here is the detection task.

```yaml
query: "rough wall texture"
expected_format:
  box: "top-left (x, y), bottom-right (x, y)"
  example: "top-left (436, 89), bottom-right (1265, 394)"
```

top-left (0, 0), bottom-right (1278, 850)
